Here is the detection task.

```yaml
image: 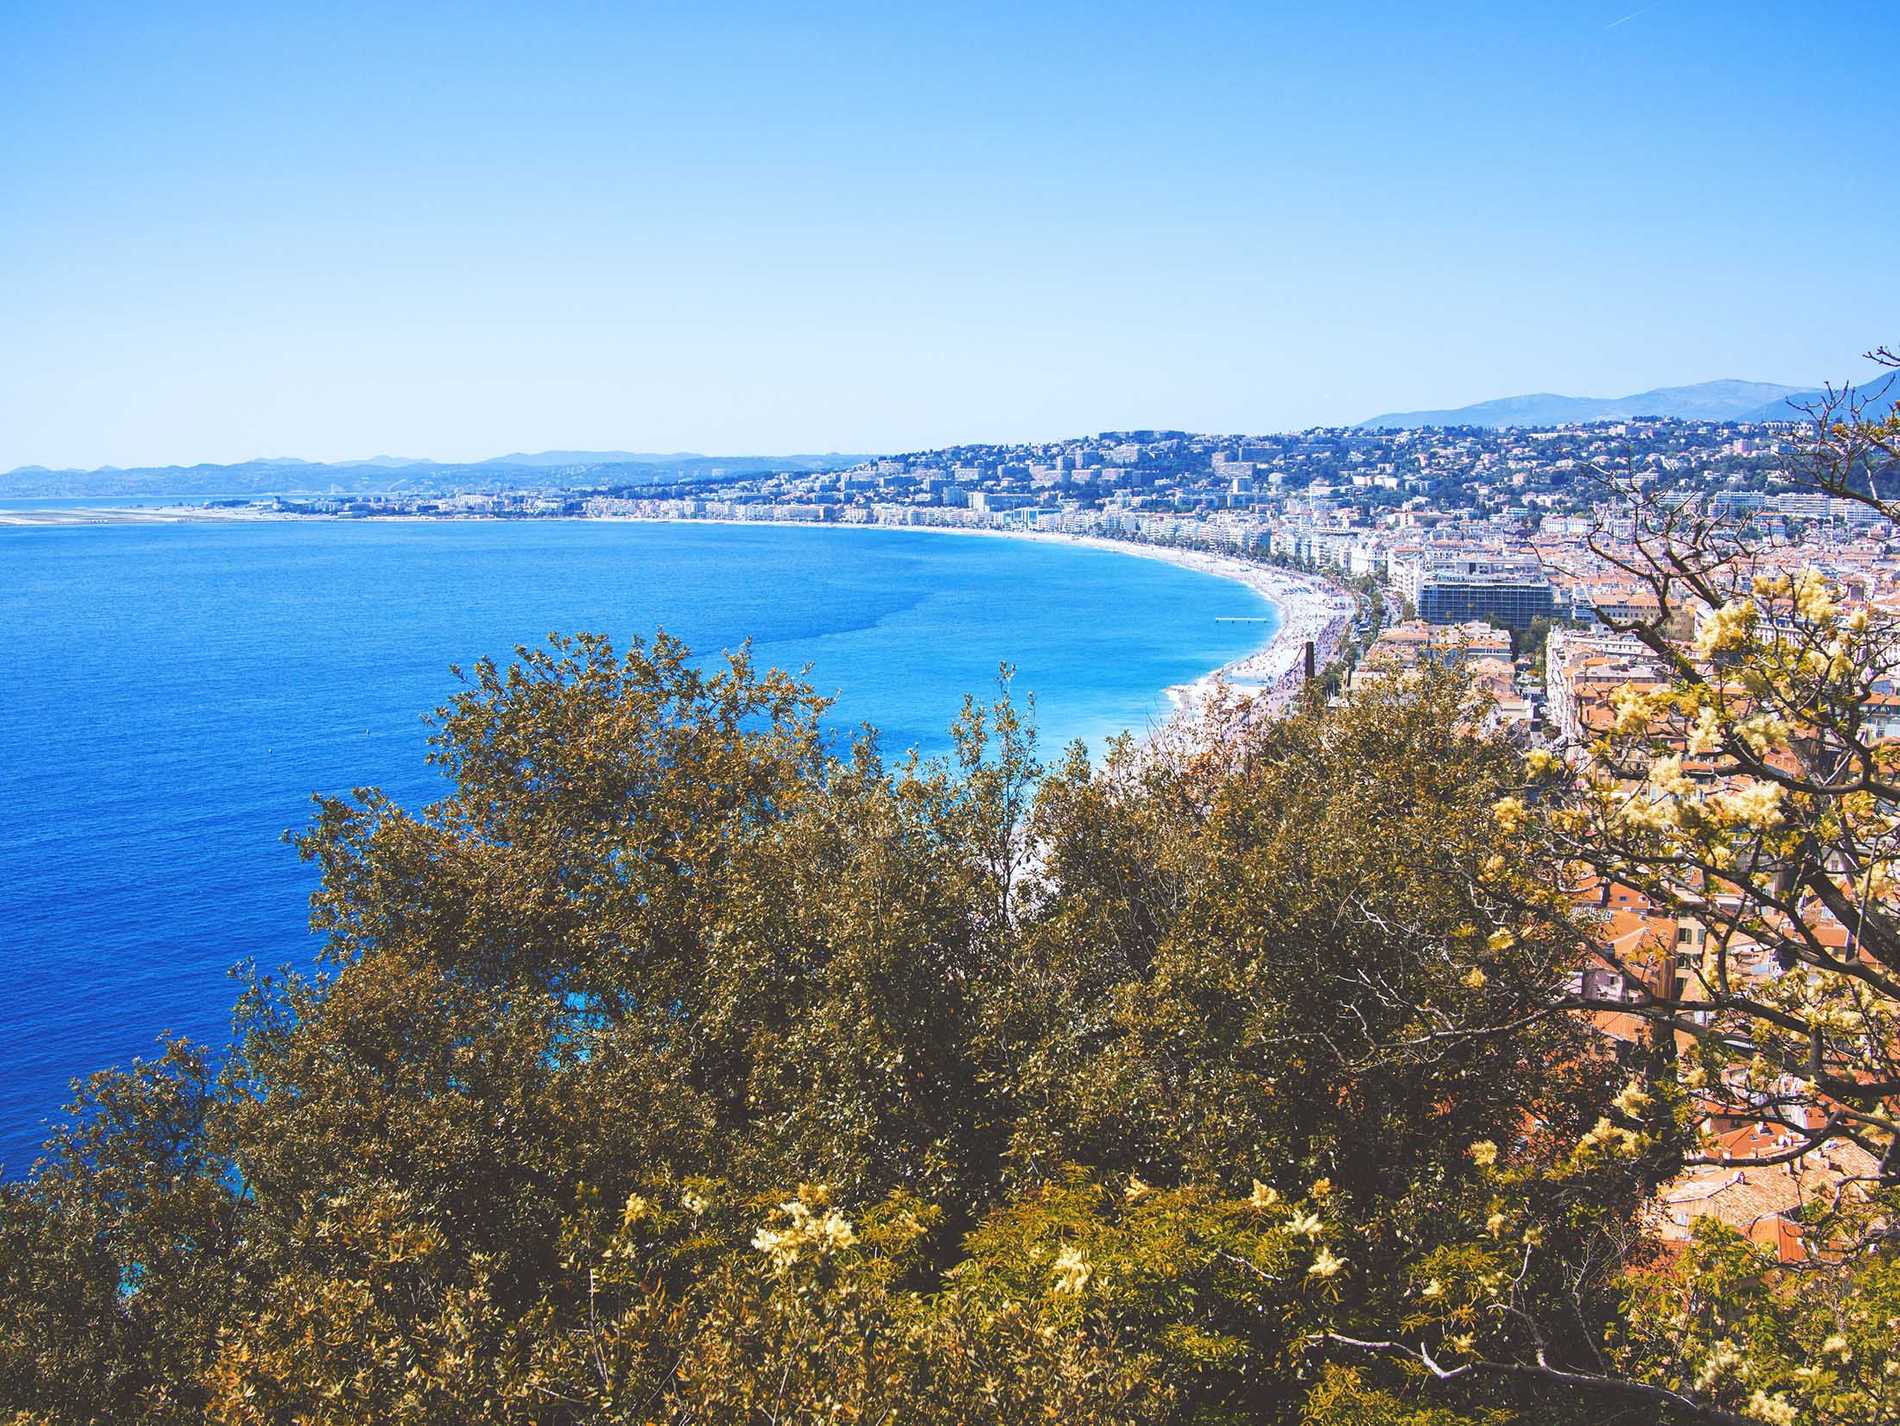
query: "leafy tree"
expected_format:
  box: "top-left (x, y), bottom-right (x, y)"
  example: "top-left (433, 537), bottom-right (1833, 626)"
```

top-left (0, 627), bottom-right (1617, 1423)
top-left (1325, 350), bottom-right (1900, 1425)
top-left (1551, 353), bottom-right (1900, 1183)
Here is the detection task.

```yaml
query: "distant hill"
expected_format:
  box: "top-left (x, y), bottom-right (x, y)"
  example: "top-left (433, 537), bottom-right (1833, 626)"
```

top-left (476, 450), bottom-right (862, 471)
top-left (346, 454), bottom-right (436, 469)
top-left (0, 451), bottom-right (877, 499)
top-left (1737, 370), bottom-right (1900, 424)
top-left (1358, 379), bottom-right (1804, 430)
top-left (479, 450), bottom-right (686, 468)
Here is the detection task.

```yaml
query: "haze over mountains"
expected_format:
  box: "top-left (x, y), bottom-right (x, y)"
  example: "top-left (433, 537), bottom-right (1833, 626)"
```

top-left (1357, 372), bottom-right (1900, 430)
top-left (0, 451), bottom-right (872, 500)
top-left (1356, 379), bottom-right (1815, 430)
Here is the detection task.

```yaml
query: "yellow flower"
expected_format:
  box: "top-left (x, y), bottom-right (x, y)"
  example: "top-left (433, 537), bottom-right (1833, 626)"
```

top-left (1485, 928), bottom-right (1516, 953)
top-left (1124, 1173), bottom-right (1151, 1201)
top-left (1746, 1391), bottom-right (1798, 1426)
top-left (1309, 1177), bottom-right (1333, 1200)
top-left (1446, 1333), bottom-right (1476, 1357)
top-left (1462, 967), bottom-right (1488, 989)
top-left (1647, 754), bottom-right (1693, 799)
top-left (1248, 1180), bottom-right (1279, 1209)
top-left (1577, 1116), bottom-right (1650, 1159)
top-left (1694, 1341), bottom-right (1742, 1391)
top-left (1468, 1140), bottom-right (1498, 1168)
top-left (753, 1197), bottom-right (856, 1268)
top-left (1693, 598), bottom-right (1757, 657)
top-left (1735, 713), bottom-right (1790, 756)
top-left (1615, 791), bottom-right (1681, 834)
top-left (621, 1192), bottom-right (651, 1229)
top-left (1793, 569), bottom-right (1837, 622)
top-left (1308, 1246), bottom-right (1346, 1279)
top-left (1420, 1277), bottom-right (1443, 1299)
top-left (1611, 683), bottom-right (1661, 734)
top-left (1287, 1210), bottom-right (1325, 1238)
top-left (1050, 1245), bottom-right (1091, 1295)
top-left (1612, 1078), bottom-right (1654, 1116)
top-left (817, 1211), bottom-right (857, 1251)
top-left (679, 1189), bottom-right (709, 1216)
top-left (1711, 779), bottom-right (1784, 830)
top-left (1686, 705), bottom-right (1722, 756)
top-left (1492, 796), bottom-right (1527, 833)
top-left (1486, 1211), bottom-right (1507, 1237)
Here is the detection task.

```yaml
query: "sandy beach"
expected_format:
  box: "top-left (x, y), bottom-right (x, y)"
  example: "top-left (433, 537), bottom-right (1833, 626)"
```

top-left (637, 517), bottom-right (1360, 716)
top-left (979, 530), bottom-right (1355, 705)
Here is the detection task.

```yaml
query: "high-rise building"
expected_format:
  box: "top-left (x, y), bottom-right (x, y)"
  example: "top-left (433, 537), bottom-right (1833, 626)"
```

top-left (1416, 568), bottom-right (1554, 629)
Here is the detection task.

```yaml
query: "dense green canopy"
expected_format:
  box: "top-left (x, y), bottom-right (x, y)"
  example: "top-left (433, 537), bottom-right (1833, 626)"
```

top-left (3, 628), bottom-right (1894, 1425)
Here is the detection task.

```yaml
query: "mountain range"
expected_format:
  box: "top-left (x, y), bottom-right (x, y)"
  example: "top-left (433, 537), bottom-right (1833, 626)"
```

top-left (1356, 379), bottom-right (1811, 430)
top-left (1358, 373), bottom-right (1900, 430)
top-left (0, 451), bottom-right (874, 500)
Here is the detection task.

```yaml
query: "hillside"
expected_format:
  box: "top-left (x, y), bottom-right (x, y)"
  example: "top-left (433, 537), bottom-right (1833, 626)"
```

top-left (1357, 378), bottom-right (1802, 430)
top-left (1738, 370), bottom-right (1900, 423)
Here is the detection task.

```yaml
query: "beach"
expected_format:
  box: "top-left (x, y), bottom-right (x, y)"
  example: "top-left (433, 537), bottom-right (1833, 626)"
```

top-left (648, 518), bottom-right (1359, 716)
top-left (963, 529), bottom-right (1356, 710)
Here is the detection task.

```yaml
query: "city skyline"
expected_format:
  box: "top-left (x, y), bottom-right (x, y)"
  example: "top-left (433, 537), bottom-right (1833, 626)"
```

top-left (4, 1), bottom-right (1896, 470)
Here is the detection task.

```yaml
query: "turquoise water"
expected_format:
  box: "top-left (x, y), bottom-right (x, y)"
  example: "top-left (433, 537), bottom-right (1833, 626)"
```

top-left (0, 518), bottom-right (1274, 1171)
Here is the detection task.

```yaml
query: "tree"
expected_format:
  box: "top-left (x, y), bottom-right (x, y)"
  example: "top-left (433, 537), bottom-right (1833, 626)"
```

top-left (0, 626), bottom-right (1621, 1423)
top-left (1553, 350), bottom-right (1900, 1186)
top-left (1322, 349), bottom-right (1900, 1426)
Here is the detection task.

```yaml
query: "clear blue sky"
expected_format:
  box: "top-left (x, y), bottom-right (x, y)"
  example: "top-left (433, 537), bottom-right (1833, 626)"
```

top-left (2, 1), bottom-right (1895, 469)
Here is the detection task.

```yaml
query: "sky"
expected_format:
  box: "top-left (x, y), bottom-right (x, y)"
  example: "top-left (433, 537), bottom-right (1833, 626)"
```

top-left (2, 1), bottom-right (1896, 470)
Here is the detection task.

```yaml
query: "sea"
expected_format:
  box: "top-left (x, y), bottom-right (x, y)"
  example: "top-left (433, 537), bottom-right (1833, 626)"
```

top-left (0, 515), bottom-right (1276, 1173)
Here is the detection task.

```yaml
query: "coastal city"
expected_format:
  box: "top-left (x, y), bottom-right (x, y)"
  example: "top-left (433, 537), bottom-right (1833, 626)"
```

top-left (19, 411), bottom-right (1884, 732)
top-left (167, 409), bottom-right (1877, 724)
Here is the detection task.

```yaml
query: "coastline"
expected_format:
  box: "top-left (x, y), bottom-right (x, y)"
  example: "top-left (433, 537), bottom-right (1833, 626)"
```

top-left (634, 517), bottom-right (1357, 715)
top-left (2, 503), bottom-right (1357, 718)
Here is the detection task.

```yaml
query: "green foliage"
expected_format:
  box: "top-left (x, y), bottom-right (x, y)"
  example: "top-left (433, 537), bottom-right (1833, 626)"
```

top-left (0, 626), bottom-right (1882, 1424)
top-left (1605, 1213), bottom-right (1900, 1424)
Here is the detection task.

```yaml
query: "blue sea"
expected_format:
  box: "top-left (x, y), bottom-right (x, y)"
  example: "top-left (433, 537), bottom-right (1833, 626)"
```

top-left (0, 517), bottom-right (1274, 1172)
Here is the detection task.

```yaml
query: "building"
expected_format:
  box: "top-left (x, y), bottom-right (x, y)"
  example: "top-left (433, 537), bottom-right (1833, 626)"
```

top-left (1415, 566), bottom-right (1555, 629)
top-left (967, 491), bottom-right (1037, 514)
top-left (1544, 627), bottom-right (1668, 745)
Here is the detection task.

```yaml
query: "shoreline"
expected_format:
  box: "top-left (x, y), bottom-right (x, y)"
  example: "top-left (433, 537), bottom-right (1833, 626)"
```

top-left (2, 503), bottom-right (1357, 718)
top-left (635, 516), bottom-right (1358, 714)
